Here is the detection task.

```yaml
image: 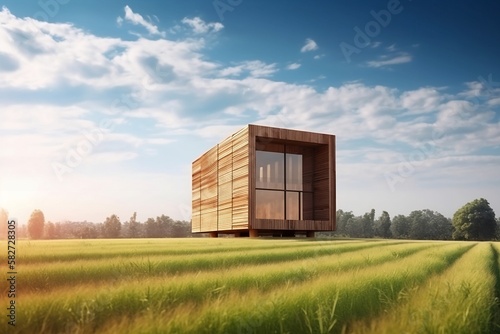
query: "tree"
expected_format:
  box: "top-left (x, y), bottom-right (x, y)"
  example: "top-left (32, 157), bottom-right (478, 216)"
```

top-left (336, 210), bottom-right (354, 235)
top-left (341, 210), bottom-right (375, 238)
top-left (496, 217), bottom-right (500, 240)
top-left (128, 212), bottom-right (140, 238)
top-left (80, 223), bottom-right (99, 239)
top-left (427, 211), bottom-right (453, 240)
top-left (408, 210), bottom-right (430, 240)
top-left (157, 215), bottom-right (174, 237)
top-left (374, 211), bottom-right (392, 238)
top-left (18, 225), bottom-right (28, 238)
top-left (406, 210), bottom-right (452, 240)
top-left (103, 215), bottom-right (121, 238)
top-left (391, 214), bottom-right (410, 239)
top-left (361, 209), bottom-right (375, 238)
top-left (28, 209), bottom-right (45, 239)
top-left (172, 220), bottom-right (191, 237)
top-left (44, 221), bottom-right (57, 239)
top-left (452, 198), bottom-right (496, 241)
top-left (345, 216), bottom-right (364, 238)
top-left (145, 217), bottom-right (159, 238)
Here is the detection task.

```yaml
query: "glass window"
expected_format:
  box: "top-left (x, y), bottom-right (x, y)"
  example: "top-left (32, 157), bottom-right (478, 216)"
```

top-left (286, 154), bottom-right (302, 191)
top-left (286, 192), bottom-right (299, 220)
top-left (256, 151), bottom-right (284, 190)
top-left (255, 146), bottom-right (313, 221)
top-left (256, 190), bottom-right (284, 219)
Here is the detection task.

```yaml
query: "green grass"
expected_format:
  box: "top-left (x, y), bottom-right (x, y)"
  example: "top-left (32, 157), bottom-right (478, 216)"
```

top-left (2, 238), bottom-right (499, 333)
top-left (349, 242), bottom-right (498, 333)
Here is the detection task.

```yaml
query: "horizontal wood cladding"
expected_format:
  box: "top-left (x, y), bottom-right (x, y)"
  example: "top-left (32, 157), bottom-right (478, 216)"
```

top-left (329, 135), bottom-right (336, 231)
top-left (217, 135), bottom-right (233, 231)
top-left (231, 126), bottom-right (250, 230)
top-left (200, 145), bottom-right (218, 232)
top-left (250, 124), bottom-right (331, 145)
top-left (313, 145), bottom-right (330, 221)
top-left (192, 126), bottom-right (249, 233)
top-left (252, 219), bottom-right (331, 231)
top-left (191, 159), bottom-right (201, 233)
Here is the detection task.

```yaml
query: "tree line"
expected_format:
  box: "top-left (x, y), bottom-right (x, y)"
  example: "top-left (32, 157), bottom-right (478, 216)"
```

top-left (1, 198), bottom-right (498, 241)
top-left (0, 210), bottom-right (192, 239)
top-left (323, 198), bottom-right (499, 241)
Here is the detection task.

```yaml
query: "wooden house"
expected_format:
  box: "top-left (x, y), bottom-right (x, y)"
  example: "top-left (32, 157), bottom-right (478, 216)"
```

top-left (192, 124), bottom-right (336, 237)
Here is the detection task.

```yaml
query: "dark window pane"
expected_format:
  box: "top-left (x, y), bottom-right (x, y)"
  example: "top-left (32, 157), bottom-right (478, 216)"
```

top-left (286, 192), bottom-right (299, 220)
top-left (256, 151), bottom-right (284, 190)
top-left (256, 190), bottom-right (284, 219)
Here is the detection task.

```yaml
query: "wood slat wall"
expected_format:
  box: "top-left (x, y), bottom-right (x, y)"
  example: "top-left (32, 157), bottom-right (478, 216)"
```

top-left (192, 126), bottom-right (249, 233)
top-left (200, 146), bottom-right (218, 232)
top-left (329, 135), bottom-right (336, 231)
top-left (252, 219), bottom-right (331, 231)
top-left (232, 126), bottom-right (250, 230)
top-left (191, 159), bottom-right (201, 233)
top-left (217, 136), bottom-right (233, 231)
top-left (313, 145), bottom-right (330, 221)
top-left (250, 125), bottom-right (330, 145)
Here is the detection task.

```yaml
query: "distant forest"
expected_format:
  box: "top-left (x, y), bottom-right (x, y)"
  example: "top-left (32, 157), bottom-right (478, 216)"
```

top-left (1, 211), bottom-right (192, 239)
top-left (1, 198), bottom-right (499, 241)
top-left (321, 207), bottom-right (499, 241)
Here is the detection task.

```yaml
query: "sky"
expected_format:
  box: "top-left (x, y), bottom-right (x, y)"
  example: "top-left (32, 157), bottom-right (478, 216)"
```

top-left (0, 0), bottom-right (499, 225)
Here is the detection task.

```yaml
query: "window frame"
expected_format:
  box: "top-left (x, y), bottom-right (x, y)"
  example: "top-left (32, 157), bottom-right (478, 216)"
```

top-left (255, 144), bottom-right (313, 220)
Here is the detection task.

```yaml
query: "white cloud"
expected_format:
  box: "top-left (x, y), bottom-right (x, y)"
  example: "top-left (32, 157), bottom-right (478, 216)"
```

top-left (400, 88), bottom-right (443, 114)
top-left (488, 97), bottom-right (500, 106)
top-left (0, 7), bottom-right (499, 222)
top-left (459, 79), bottom-right (500, 101)
top-left (0, 9), bottom-right (216, 90)
top-left (459, 81), bottom-right (484, 99)
top-left (181, 17), bottom-right (224, 34)
top-left (286, 63), bottom-right (301, 70)
top-left (386, 44), bottom-right (397, 52)
top-left (86, 151), bottom-right (138, 164)
top-left (366, 53), bottom-right (412, 68)
top-left (119, 5), bottom-right (164, 36)
top-left (219, 60), bottom-right (277, 78)
top-left (301, 38), bottom-right (318, 52)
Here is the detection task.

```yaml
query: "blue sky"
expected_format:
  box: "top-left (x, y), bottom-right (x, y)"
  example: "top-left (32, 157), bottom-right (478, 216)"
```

top-left (0, 0), bottom-right (499, 224)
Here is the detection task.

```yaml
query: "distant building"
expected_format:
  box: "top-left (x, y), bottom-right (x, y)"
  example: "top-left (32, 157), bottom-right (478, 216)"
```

top-left (192, 124), bottom-right (336, 237)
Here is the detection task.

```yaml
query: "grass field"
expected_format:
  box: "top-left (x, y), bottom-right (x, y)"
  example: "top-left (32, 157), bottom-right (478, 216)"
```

top-left (3, 238), bottom-right (500, 333)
